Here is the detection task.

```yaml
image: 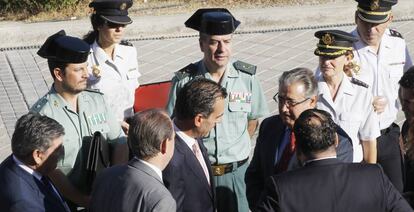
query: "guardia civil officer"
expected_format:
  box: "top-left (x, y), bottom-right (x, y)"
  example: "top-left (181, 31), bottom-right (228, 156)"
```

top-left (314, 30), bottom-right (380, 163)
top-left (31, 30), bottom-right (128, 210)
top-left (351, 0), bottom-right (413, 192)
top-left (166, 8), bottom-right (268, 212)
top-left (85, 0), bottom-right (140, 133)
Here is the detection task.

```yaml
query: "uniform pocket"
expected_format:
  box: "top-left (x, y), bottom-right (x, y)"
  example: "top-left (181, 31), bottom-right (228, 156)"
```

top-left (339, 112), bottom-right (362, 144)
top-left (126, 68), bottom-right (140, 80)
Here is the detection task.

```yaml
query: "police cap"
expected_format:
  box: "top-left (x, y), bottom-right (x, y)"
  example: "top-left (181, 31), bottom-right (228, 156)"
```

top-left (37, 30), bottom-right (90, 63)
top-left (89, 0), bottom-right (133, 25)
top-left (355, 0), bottom-right (397, 24)
top-left (314, 30), bottom-right (358, 57)
top-left (185, 8), bottom-right (240, 35)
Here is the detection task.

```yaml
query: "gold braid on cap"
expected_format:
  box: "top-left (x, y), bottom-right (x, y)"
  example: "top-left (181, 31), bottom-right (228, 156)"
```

top-left (357, 7), bottom-right (391, 15)
top-left (315, 49), bottom-right (348, 56)
top-left (317, 44), bottom-right (353, 51)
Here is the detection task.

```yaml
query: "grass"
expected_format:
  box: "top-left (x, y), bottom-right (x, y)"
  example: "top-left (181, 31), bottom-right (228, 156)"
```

top-left (0, 0), bottom-right (331, 22)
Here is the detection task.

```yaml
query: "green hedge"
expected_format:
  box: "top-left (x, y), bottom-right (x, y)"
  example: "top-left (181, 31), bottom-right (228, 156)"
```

top-left (0, 0), bottom-right (83, 14)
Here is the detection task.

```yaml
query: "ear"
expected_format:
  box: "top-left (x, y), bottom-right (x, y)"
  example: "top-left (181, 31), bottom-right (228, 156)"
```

top-left (334, 133), bottom-right (339, 148)
top-left (194, 114), bottom-right (203, 128)
top-left (53, 68), bottom-right (64, 82)
top-left (160, 139), bottom-right (168, 154)
top-left (389, 13), bottom-right (394, 23)
top-left (309, 95), bottom-right (318, 108)
top-left (32, 149), bottom-right (43, 167)
top-left (199, 38), bottom-right (204, 53)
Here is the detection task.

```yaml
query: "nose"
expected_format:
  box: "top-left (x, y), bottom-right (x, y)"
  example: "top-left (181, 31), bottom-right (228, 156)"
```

top-left (280, 101), bottom-right (289, 113)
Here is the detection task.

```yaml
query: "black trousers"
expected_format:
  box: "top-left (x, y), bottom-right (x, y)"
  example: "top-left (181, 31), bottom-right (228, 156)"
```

top-left (377, 123), bottom-right (404, 193)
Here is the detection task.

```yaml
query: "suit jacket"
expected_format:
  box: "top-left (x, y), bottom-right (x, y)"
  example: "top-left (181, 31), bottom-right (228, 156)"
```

top-left (163, 134), bottom-right (215, 212)
top-left (0, 155), bottom-right (69, 212)
top-left (90, 158), bottom-right (176, 212)
top-left (245, 115), bottom-right (353, 209)
top-left (255, 158), bottom-right (413, 212)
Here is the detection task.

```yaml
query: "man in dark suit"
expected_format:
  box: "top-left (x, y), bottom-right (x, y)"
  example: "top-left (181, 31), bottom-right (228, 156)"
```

top-left (90, 109), bottom-right (176, 212)
top-left (0, 113), bottom-right (69, 212)
top-left (246, 68), bottom-right (354, 209)
top-left (255, 108), bottom-right (413, 212)
top-left (163, 78), bottom-right (227, 212)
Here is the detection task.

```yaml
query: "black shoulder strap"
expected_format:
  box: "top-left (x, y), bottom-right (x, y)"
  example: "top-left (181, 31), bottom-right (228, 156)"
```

top-left (233, 60), bottom-right (257, 75)
top-left (120, 40), bottom-right (133, 46)
top-left (350, 77), bottom-right (369, 88)
top-left (175, 63), bottom-right (198, 80)
top-left (389, 29), bottom-right (403, 39)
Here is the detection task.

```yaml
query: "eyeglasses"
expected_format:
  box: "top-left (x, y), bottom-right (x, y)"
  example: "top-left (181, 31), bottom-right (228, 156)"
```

top-left (273, 92), bottom-right (310, 108)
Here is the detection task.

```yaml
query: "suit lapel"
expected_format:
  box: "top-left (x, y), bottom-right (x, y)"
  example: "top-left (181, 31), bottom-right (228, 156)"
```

top-left (264, 116), bottom-right (287, 176)
top-left (6, 156), bottom-right (69, 212)
top-left (175, 136), bottom-right (213, 197)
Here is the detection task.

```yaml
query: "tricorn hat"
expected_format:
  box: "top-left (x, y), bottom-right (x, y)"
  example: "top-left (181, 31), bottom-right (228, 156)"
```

top-left (185, 8), bottom-right (240, 35)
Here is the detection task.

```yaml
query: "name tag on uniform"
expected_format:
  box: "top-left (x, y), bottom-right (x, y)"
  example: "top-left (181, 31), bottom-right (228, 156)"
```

top-left (229, 92), bottom-right (252, 103)
top-left (126, 68), bottom-right (140, 79)
top-left (87, 113), bottom-right (110, 133)
top-left (389, 61), bottom-right (405, 66)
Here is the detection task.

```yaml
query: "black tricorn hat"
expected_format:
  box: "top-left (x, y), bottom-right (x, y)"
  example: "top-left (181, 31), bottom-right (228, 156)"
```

top-left (185, 8), bottom-right (240, 35)
top-left (314, 30), bottom-right (358, 57)
top-left (37, 30), bottom-right (90, 63)
top-left (89, 0), bottom-right (133, 25)
top-left (355, 0), bottom-right (397, 24)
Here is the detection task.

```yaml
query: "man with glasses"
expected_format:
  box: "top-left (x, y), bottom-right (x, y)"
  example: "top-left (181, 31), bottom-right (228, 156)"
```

top-left (245, 68), bottom-right (353, 209)
top-left (351, 0), bottom-right (413, 192)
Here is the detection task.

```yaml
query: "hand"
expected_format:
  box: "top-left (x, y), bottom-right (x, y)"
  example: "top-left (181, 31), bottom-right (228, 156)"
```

top-left (121, 121), bottom-right (129, 135)
top-left (372, 96), bottom-right (388, 114)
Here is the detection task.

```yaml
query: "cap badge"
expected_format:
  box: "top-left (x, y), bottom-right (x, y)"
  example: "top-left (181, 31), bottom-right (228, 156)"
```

top-left (370, 0), bottom-right (380, 10)
top-left (321, 33), bottom-right (334, 45)
top-left (92, 65), bottom-right (101, 78)
top-left (120, 3), bottom-right (127, 10)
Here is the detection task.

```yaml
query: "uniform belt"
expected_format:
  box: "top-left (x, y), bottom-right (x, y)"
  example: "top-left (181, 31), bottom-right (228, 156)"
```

top-left (380, 123), bottom-right (398, 135)
top-left (211, 158), bottom-right (248, 176)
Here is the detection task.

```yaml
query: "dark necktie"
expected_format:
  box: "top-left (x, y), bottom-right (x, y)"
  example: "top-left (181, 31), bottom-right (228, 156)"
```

top-left (274, 131), bottom-right (296, 174)
top-left (41, 176), bottom-right (69, 211)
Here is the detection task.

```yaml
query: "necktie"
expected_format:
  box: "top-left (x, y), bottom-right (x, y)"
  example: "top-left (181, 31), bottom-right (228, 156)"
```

top-left (41, 176), bottom-right (70, 211)
top-left (192, 141), bottom-right (210, 185)
top-left (274, 131), bottom-right (296, 174)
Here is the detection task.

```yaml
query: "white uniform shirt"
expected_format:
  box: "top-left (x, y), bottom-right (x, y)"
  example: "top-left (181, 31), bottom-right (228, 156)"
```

top-left (87, 41), bottom-right (141, 122)
top-left (351, 28), bottom-right (413, 130)
top-left (316, 73), bottom-right (380, 162)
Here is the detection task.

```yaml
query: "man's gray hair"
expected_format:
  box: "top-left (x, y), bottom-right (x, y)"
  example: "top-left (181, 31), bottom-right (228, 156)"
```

top-left (278, 67), bottom-right (318, 97)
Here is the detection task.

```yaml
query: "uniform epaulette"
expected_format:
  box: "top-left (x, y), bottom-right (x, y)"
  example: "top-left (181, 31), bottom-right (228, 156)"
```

top-left (389, 29), bottom-right (403, 39)
top-left (174, 63), bottom-right (197, 80)
top-left (120, 40), bottom-right (133, 46)
top-left (233, 60), bottom-right (256, 75)
top-left (84, 88), bottom-right (104, 95)
top-left (351, 77), bottom-right (369, 88)
top-left (31, 97), bottom-right (49, 111)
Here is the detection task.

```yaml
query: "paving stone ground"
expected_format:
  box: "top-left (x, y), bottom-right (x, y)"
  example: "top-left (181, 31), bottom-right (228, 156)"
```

top-left (0, 18), bottom-right (413, 161)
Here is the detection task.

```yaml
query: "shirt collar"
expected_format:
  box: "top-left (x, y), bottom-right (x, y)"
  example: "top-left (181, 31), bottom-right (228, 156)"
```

top-left (137, 158), bottom-right (163, 181)
top-left (173, 122), bottom-right (197, 150)
top-left (91, 40), bottom-right (123, 61)
top-left (303, 156), bottom-right (337, 166)
top-left (13, 155), bottom-right (42, 181)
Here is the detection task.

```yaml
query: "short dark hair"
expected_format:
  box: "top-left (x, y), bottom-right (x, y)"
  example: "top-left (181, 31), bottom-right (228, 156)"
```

top-left (399, 66), bottom-right (414, 89)
top-left (11, 113), bottom-right (65, 161)
top-left (128, 109), bottom-right (173, 160)
top-left (293, 109), bottom-right (337, 157)
top-left (174, 77), bottom-right (227, 120)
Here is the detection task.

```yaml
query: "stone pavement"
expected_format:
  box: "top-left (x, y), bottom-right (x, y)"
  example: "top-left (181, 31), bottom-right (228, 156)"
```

top-left (0, 17), bottom-right (413, 161)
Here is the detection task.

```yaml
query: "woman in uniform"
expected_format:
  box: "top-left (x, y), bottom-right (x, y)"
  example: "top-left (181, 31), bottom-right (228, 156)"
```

top-left (314, 30), bottom-right (380, 163)
top-left (84, 0), bottom-right (140, 133)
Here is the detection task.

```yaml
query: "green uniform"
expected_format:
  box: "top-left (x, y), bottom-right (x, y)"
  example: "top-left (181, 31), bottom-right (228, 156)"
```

top-left (166, 60), bottom-right (268, 211)
top-left (31, 85), bottom-right (126, 193)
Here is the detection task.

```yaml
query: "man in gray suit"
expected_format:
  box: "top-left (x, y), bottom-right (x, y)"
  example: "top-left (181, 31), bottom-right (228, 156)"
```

top-left (90, 109), bottom-right (176, 212)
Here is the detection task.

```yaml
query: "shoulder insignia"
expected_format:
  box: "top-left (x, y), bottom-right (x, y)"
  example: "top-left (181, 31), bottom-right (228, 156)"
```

top-left (233, 60), bottom-right (257, 75)
top-left (31, 97), bottom-right (49, 111)
top-left (174, 63), bottom-right (198, 80)
top-left (120, 40), bottom-right (133, 47)
top-left (389, 29), bottom-right (403, 39)
top-left (351, 77), bottom-right (369, 88)
top-left (84, 88), bottom-right (104, 95)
